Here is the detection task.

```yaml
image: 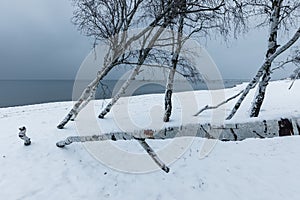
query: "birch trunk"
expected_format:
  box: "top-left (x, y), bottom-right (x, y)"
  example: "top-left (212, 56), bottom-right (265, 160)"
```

top-left (70, 83), bottom-right (98, 121)
top-left (56, 117), bottom-right (300, 147)
top-left (136, 138), bottom-right (170, 173)
top-left (226, 27), bottom-right (300, 120)
top-left (98, 23), bottom-right (168, 119)
top-left (163, 15), bottom-right (184, 122)
top-left (250, 67), bottom-right (271, 117)
top-left (249, 0), bottom-right (281, 117)
top-left (98, 63), bottom-right (143, 118)
top-left (57, 63), bottom-right (115, 129)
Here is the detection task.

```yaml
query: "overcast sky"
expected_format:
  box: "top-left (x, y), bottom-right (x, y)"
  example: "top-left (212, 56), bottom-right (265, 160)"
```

top-left (0, 0), bottom-right (297, 80)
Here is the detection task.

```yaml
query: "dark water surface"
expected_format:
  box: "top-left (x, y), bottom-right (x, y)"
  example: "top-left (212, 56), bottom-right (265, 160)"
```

top-left (0, 79), bottom-right (246, 108)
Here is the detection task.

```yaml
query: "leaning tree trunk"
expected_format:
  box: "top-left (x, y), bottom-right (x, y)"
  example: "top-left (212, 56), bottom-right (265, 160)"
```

top-left (163, 15), bottom-right (184, 122)
top-left (57, 63), bottom-right (115, 129)
top-left (250, 67), bottom-right (271, 117)
top-left (226, 27), bottom-right (300, 120)
top-left (70, 83), bottom-right (98, 121)
top-left (98, 63), bottom-right (143, 118)
top-left (98, 22), bottom-right (169, 119)
top-left (249, 0), bottom-right (281, 118)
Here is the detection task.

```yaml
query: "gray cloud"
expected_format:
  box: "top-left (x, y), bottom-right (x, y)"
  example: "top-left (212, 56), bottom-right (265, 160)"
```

top-left (0, 0), bottom-right (297, 80)
top-left (0, 0), bottom-right (91, 80)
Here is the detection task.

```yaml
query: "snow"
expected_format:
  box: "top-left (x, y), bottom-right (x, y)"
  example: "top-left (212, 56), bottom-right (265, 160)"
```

top-left (0, 79), bottom-right (300, 199)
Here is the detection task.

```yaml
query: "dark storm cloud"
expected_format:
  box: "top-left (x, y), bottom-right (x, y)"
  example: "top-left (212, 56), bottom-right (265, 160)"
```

top-left (0, 0), bottom-right (296, 80)
top-left (0, 0), bottom-right (91, 80)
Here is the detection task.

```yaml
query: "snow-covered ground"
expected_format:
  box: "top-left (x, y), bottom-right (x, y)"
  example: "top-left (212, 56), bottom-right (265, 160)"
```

top-left (0, 79), bottom-right (300, 199)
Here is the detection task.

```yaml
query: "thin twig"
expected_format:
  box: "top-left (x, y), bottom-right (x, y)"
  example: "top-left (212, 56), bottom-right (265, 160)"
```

top-left (289, 72), bottom-right (299, 90)
top-left (194, 90), bottom-right (243, 116)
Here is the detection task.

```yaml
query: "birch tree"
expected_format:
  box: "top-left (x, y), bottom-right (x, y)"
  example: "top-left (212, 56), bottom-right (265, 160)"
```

top-left (98, 0), bottom-right (181, 118)
top-left (163, 16), bottom-right (185, 122)
top-left (57, 0), bottom-right (175, 128)
top-left (98, 0), bottom-right (239, 121)
top-left (163, 0), bottom-right (244, 122)
top-left (227, 0), bottom-right (300, 120)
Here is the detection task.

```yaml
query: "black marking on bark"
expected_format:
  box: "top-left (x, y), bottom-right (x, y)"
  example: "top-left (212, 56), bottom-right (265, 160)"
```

top-left (221, 138), bottom-right (230, 142)
top-left (98, 114), bottom-right (104, 119)
top-left (230, 128), bottom-right (238, 141)
top-left (201, 125), bottom-right (214, 139)
top-left (253, 131), bottom-right (265, 139)
top-left (18, 127), bottom-right (31, 146)
top-left (278, 118), bottom-right (294, 136)
top-left (111, 135), bottom-right (117, 141)
top-left (164, 89), bottom-right (173, 122)
top-left (297, 122), bottom-right (300, 135)
top-left (263, 120), bottom-right (268, 134)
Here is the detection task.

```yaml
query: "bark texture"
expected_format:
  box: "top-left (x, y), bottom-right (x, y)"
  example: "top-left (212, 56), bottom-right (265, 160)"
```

top-left (250, 0), bottom-right (282, 117)
top-left (163, 14), bottom-right (184, 122)
top-left (56, 117), bottom-right (300, 147)
top-left (57, 64), bottom-right (115, 129)
top-left (136, 138), bottom-right (170, 173)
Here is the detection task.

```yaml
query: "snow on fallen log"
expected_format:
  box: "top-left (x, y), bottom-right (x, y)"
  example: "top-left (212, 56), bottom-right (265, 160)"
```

top-left (56, 117), bottom-right (300, 147)
top-left (56, 116), bottom-right (299, 173)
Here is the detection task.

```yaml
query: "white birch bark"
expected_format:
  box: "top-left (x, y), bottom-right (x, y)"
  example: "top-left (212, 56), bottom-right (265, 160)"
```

top-left (70, 84), bottom-right (97, 121)
top-left (249, 0), bottom-right (282, 117)
top-left (136, 139), bottom-right (170, 173)
top-left (56, 117), bottom-right (299, 171)
top-left (163, 15), bottom-right (184, 122)
top-left (56, 117), bottom-right (300, 147)
top-left (57, 64), bottom-right (115, 129)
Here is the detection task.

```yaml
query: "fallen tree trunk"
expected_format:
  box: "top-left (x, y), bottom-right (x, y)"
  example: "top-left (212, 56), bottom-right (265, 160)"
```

top-left (56, 117), bottom-right (300, 147)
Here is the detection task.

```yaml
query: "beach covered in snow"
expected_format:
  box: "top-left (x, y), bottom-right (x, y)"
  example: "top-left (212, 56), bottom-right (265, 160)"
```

top-left (0, 79), bottom-right (300, 199)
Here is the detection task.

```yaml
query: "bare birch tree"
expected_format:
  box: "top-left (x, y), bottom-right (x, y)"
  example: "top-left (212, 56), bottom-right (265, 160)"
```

top-left (97, 0), bottom-right (232, 120)
top-left (98, 0), bottom-right (180, 118)
top-left (163, 0), bottom-right (246, 122)
top-left (58, 0), bottom-right (176, 128)
top-left (227, 0), bottom-right (300, 119)
top-left (57, 0), bottom-right (144, 128)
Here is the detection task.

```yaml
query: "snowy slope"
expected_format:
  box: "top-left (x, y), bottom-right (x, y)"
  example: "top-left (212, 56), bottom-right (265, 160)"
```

top-left (0, 79), bottom-right (300, 200)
